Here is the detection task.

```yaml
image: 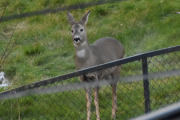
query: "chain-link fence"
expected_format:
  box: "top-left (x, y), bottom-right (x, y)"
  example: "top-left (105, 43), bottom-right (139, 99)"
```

top-left (0, 46), bottom-right (179, 120)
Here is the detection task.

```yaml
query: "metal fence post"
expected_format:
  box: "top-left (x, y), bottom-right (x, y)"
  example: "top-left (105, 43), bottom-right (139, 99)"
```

top-left (142, 56), bottom-right (151, 113)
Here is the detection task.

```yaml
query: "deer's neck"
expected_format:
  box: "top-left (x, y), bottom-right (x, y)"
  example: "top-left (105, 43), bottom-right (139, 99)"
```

top-left (75, 40), bottom-right (91, 59)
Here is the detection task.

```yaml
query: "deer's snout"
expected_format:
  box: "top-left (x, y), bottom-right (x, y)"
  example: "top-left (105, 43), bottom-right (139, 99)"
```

top-left (73, 36), bottom-right (81, 43)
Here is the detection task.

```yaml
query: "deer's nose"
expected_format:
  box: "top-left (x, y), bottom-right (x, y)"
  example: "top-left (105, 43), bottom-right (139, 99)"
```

top-left (74, 37), bottom-right (80, 42)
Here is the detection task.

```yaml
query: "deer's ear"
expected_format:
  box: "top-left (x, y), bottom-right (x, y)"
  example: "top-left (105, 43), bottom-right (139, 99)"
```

top-left (67, 12), bottom-right (76, 26)
top-left (79, 11), bottom-right (90, 25)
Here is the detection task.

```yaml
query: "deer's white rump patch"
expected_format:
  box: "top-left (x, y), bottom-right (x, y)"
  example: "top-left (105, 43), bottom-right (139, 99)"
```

top-left (77, 49), bottom-right (85, 58)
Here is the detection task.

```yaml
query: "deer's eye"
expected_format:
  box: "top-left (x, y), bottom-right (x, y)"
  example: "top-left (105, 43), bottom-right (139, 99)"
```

top-left (71, 30), bottom-right (74, 33)
top-left (80, 29), bottom-right (83, 32)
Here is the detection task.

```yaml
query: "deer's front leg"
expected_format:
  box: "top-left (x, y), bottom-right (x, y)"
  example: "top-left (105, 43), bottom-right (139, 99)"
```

top-left (86, 87), bottom-right (92, 120)
top-left (94, 87), bottom-right (100, 120)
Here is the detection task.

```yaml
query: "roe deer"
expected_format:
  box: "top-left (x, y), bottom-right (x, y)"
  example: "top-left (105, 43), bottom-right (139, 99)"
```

top-left (67, 11), bottom-right (124, 120)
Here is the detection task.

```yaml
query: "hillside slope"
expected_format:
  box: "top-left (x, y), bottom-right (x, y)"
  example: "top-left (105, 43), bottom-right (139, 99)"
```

top-left (0, 0), bottom-right (179, 87)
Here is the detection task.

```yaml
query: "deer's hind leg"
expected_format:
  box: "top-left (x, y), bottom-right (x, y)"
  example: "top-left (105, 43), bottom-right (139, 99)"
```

top-left (111, 84), bottom-right (117, 119)
top-left (94, 87), bottom-right (100, 120)
top-left (111, 66), bottom-right (121, 119)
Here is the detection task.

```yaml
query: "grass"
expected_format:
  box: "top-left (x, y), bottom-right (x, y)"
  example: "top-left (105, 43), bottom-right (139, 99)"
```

top-left (0, 0), bottom-right (179, 86)
top-left (0, 0), bottom-right (180, 119)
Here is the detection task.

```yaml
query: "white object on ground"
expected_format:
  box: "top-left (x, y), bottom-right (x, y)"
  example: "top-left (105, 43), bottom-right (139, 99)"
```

top-left (0, 72), bottom-right (10, 88)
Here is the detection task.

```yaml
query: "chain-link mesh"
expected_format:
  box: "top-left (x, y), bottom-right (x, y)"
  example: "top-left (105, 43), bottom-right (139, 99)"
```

top-left (0, 48), bottom-right (179, 120)
top-left (148, 51), bottom-right (180, 111)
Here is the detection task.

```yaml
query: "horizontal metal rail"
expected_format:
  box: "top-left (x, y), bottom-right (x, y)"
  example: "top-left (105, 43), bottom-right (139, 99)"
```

top-left (0, 45), bottom-right (179, 98)
top-left (0, 0), bottom-right (126, 22)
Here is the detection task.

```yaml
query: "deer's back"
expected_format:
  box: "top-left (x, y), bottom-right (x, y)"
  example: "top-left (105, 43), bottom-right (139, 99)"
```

top-left (91, 37), bottom-right (124, 64)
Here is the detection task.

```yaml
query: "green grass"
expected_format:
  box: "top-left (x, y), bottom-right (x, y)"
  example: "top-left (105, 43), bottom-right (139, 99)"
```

top-left (0, 0), bottom-right (179, 87)
top-left (0, 0), bottom-right (180, 119)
